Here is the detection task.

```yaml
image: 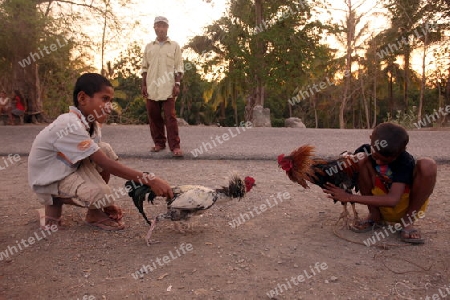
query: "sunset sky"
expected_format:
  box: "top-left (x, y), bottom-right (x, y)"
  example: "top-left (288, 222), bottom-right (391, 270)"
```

top-left (88, 0), bottom-right (227, 70)
top-left (86, 0), bottom-right (435, 75)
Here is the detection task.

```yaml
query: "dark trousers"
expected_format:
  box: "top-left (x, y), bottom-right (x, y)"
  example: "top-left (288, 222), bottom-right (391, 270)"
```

top-left (146, 98), bottom-right (180, 151)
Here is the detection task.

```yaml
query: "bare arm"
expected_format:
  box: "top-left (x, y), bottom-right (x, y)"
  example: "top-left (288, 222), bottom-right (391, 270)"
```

top-left (172, 43), bottom-right (184, 98)
top-left (323, 182), bottom-right (406, 207)
top-left (141, 72), bottom-right (148, 98)
top-left (172, 72), bottom-right (183, 97)
top-left (90, 150), bottom-right (173, 198)
top-left (141, 44), bottom-right (149, 98)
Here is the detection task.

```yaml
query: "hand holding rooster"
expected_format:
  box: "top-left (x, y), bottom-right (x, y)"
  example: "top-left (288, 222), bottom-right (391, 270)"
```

top-left (323, 183), bottom-right (354, 203)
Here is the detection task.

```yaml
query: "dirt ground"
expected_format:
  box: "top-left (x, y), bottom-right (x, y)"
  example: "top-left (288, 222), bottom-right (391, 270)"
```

top-left (0, 157), bottom-right (449, 300)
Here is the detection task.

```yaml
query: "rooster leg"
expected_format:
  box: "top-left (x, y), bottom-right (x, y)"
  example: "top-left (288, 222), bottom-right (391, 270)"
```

top-left (186, 218), bottom-right (199, 232)
top-left (350, 202), bottom-right (359, 225)
top-left (337, 203), bottom-right (350, 229)
top-left (145, 218), bottom-right (161, 246)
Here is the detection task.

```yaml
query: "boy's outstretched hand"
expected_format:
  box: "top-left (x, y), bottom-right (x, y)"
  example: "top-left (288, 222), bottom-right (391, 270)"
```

top-left (146, 177), bottom-right (174, 199)
top-left (323, 183), bottom-right (353, 203)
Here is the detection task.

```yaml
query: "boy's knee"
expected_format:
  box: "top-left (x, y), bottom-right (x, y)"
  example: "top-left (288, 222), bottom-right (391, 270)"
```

top-left (357, 157), bottom-right (375, 180)
top-left (416, 158), bottom-right (437, 178)
top-left (78, 182), bottom-right (113, 209)
top-left (98, 142), bottom-right (118, 161)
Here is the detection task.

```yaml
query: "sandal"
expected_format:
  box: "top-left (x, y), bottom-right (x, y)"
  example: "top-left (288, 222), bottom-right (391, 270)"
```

top-left (38, 208), bottom-right (62, 229)
top-left (85, 217), bottom-right (125, 231)
top-left (103, 205), bottom-right (124, 226)
top-left (41, 216), bottom-right (62, 230)
top-left (350, 219), bottom-right (381, 233)
top-left (400, 228), bottom-right (425, 244)
top-left (150, 145), bottom-right (165, 152)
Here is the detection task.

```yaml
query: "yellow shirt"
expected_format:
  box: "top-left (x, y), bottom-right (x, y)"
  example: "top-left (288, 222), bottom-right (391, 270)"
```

top-left (141, 38), bottom-right (184, 101)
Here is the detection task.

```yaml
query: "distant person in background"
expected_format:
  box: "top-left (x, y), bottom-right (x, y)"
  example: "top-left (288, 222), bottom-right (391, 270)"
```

top-left (141, 16), bottom-right (184, 157)
top-left (11, 90), bottom-right (25, 121)
top-left (0, 90), bottom-right (13, 125)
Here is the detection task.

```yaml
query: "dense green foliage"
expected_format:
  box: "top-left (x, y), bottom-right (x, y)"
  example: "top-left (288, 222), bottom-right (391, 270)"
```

top-left (0, 0), bottom-right (449, 128)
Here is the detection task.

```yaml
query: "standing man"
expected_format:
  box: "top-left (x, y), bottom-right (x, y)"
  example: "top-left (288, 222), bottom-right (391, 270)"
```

top-left (141, 16), bottom-right (184, 157)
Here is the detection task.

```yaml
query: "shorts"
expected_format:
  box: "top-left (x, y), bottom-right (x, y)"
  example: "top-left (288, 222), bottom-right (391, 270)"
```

top-left (372, 178), bottom-right (429, 223)
top-left (55, 142), bottom-right (119, 209)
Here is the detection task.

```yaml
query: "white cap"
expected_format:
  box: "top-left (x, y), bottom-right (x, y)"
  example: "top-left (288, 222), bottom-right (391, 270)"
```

top-left (154, 16), bottom-right (169, 25)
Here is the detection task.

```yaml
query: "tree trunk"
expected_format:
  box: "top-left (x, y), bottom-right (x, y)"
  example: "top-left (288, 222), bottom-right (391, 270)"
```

top-left (372, 72), bottom-right (377, 128)
top-left (437, 79), bottom-right (443, 127)
top-left (360, 73), bottom-right (370, 129)
top-left (446, 65), bottom-right (450, 105)
top-left (254, 0), bottom-right (265, 108)
top-left (403, 44), bottom-right (410, 111)
top-left (417, 32), bottom-right (428, 123)
top-left (311, 93), bottom-right (318, 128)
top-left (339, 0), bottom-right (354, 129)
top-left (372, 42), bottom-right (378, 129)
top-left (388, 70), bottom-right (394, 115)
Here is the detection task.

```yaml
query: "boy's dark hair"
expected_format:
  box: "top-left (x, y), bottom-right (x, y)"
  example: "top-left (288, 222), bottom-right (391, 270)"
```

top-left (371, 122), bottom-right (409, 157)
top-left (73, 73), bottom-right (112, 107)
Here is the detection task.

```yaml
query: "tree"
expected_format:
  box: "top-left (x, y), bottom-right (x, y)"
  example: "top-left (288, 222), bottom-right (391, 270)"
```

top-left (384, 0), bottom-right (424, 112)
top-left (331, 0), bottom-right (377, 128)
top-left (186, 0), bottom-right (329, 126)
top-left (0, 0), bottom-right (133, 122)
top-left (0, 0), bottom-right (46, 121)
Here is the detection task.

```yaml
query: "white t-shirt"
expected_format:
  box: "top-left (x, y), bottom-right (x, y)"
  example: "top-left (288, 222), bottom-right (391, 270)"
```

top-left (28, 106), bottom-right (101, 203)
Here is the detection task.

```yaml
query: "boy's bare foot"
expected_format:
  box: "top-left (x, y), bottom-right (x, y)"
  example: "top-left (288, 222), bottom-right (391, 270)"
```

top-left (44, 203), bottom-right (63, 229)
top-left (103, 205), bottom-right (124, 225)
top-left (85, 209), bottom-right (125, 231)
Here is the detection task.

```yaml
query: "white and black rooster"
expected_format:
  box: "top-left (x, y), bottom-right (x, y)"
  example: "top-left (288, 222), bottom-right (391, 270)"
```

top-left (126, 175), bottom-right (256, 245)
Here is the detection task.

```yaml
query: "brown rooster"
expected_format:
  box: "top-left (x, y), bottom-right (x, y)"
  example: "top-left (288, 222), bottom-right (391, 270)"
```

top-left (278, 145), bottom-right (360, 228)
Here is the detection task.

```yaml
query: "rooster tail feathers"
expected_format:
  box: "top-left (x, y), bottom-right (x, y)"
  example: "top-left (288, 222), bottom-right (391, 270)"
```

top-left (278, 145), bottom-right (319, 188)
top-left (219, 174), bottom-right (247, 199)
top-left (125, 180), bottom-right (157, 226)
